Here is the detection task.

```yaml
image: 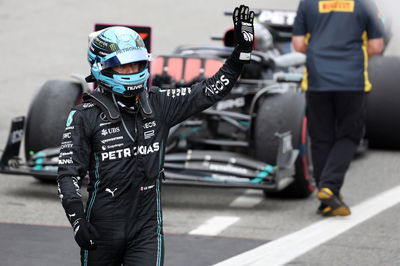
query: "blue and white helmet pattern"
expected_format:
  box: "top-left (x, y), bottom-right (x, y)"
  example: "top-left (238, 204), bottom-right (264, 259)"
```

top-left (87, 26), bottom-right (150, 96)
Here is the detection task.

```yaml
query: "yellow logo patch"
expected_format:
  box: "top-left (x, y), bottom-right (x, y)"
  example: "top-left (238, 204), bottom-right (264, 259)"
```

top-left (319, 1), bottom-right (355, 13)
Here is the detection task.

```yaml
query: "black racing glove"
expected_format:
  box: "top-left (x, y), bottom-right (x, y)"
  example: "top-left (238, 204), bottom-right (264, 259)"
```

top-left (65, 201), bottom-right (99, 250)
top-left (72, 217), bottom-right (100, 250)
top-left (232, 5), bottom-right (255, 63)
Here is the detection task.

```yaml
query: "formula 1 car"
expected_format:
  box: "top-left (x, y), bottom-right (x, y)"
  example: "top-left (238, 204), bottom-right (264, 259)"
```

top-left (0, 9), bottom-right (398, 199)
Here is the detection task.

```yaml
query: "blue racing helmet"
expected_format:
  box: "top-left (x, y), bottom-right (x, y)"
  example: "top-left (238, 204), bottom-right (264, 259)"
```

top-left (87, 26), bottom-right (150, 96)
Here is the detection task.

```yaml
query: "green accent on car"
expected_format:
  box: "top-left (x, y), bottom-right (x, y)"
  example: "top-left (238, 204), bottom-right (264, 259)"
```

top-left (32, 158), bottom-right (44, 170)
top-left (250, 165), bottom-right (276, 183)
top-left (179, 126), bottom-right (205, 140)
top-left (32, 152), bottom-right (45, 170)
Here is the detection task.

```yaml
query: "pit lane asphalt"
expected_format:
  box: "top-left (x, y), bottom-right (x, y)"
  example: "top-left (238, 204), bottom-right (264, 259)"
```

top-left (0, 222), bottom-right (266, 266)
top-left (1, 0), bottom-right (400, 265)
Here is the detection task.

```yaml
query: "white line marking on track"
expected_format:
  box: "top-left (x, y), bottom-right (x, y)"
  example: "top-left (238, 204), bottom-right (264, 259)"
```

top-left (188, 216), bottom-right (240, 236)
top-left (229, 189), bottom-right (263, 208)
top-left (213, 184), bottom-right (400, 266)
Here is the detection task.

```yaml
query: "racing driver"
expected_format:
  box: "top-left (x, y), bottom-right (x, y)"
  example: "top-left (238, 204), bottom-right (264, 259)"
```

top-left (57, 5), bottom-right (254, 266)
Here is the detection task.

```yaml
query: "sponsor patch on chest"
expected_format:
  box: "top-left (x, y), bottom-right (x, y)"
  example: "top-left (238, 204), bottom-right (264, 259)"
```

top-left (319, 1), bottom-right (354, 13)
top-left (100, 142), bottom-right (160, 161)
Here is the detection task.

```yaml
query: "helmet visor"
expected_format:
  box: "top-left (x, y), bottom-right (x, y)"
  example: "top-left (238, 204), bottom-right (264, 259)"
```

top-left (102, 48), bottom-right (149, 69)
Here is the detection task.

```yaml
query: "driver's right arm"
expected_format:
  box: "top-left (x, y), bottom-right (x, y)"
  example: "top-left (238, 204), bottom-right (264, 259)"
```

top-left (57, 108), bottom-right (92, 225)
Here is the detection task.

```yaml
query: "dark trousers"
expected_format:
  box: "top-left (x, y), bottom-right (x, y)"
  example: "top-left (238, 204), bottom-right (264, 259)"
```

top-left (81, 179), bottom-right (164, 266)
top-left (81, 215), bottom-right (163, 266)
top-left (306, 91), bottom-right (366, 195)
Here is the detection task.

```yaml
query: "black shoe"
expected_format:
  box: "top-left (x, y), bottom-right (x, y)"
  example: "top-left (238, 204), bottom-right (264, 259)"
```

top-left (317, 188), bottom-right (351, 216)
top-left (316, 203), bottom-right (328, 215)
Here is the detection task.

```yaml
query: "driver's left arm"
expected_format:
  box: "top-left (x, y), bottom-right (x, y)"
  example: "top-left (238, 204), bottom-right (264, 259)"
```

top-left (156, 48), bottom-right (243, 127)
top-left (155, 5), bottom-right (253, 127)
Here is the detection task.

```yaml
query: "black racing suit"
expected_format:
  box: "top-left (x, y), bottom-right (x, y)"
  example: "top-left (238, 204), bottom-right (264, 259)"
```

top-left (57, 49), bottom-right (243, 266)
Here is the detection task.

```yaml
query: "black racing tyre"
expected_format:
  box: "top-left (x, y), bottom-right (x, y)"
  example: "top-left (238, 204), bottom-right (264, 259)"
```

top-left (254, 92), bottom-right (314, 198)
top-left (25, 80), bottom-right (82, 182)
top-left (366, 56), bottom-right (400, 149)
